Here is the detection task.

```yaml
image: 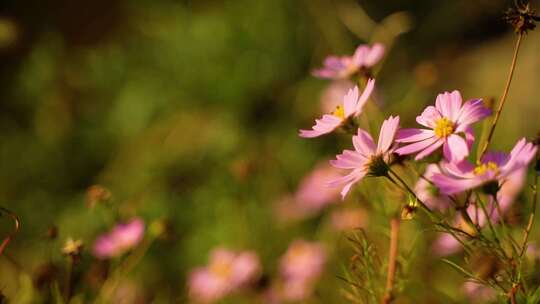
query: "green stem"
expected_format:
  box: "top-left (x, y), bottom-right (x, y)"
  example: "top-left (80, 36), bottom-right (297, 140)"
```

top-left (479, 33), bottom-right (523, 158)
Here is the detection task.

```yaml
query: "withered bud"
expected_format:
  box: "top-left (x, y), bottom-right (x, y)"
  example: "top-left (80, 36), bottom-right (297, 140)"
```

top-left (62, 238), bottom-right (84, 258)
top-left (401, 198), bottom-right (418, 220)
top-left (86, 185), bottom-right (111, 208)
top-left (504, 2), bottom-right (538, 34)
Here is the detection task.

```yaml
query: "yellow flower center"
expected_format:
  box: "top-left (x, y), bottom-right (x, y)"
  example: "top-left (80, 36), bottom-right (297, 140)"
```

top-left (434, 117), bottom-right (454, 138)
top-left (332, 105), bottom-right (345, 120)
top-left (473, 161), bottom-right (499, 176)
top-left (210, 260), bottom-right (232, 279)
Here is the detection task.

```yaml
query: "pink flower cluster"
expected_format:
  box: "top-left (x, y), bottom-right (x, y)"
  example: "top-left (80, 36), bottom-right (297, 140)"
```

top-left (188, 248), bottom-right (261, 303)
top-left (302, 43), bottom-right (538, 267)
top-left (93, 218), bottom-right (145, 259)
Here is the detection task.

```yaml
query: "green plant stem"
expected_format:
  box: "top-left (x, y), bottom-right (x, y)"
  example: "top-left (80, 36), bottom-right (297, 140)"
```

top-left (479, 33), bottom-right (523, 158)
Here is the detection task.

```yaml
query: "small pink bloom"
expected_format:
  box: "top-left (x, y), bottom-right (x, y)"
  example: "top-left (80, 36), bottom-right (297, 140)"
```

top-left (93, 218), bottom-right (145, 259)
top-left (279, 240), bottom-right (326, 301)
top-left (329, 115), bottom-right (400, 199)
top-left (330, 208), bottom-right (368, 231)
top-left (313, 43), bottom-right (385, 79)
top-left (299, 80), bottom-right (375, 138)
top-left (395, 91), bottom-right (490, 161)
top-left (275, 163), bottom-right (342, 220)
top-left (431, 138), bottom-right (537, 195)
top-left (188, 248), bottom-right (261, 303)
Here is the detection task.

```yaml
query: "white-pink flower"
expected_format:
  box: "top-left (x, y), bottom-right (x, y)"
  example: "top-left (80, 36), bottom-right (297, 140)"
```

top-left (329, 116), bottom-right (400, 199)
top-left (279, 240), bottom-right (326, 301)
top-left (313, 43), bottom-right (385, 79)
top-left (188, 248), bottom-right (261, 303)
top-left (299, 80), bottom-right (375, 138)
top-left (395, 90), bottom-right (490, 161)
top-left (275, 162), bottom-right (342, 221)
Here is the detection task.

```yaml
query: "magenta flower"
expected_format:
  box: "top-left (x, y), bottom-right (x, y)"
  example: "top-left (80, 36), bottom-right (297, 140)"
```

top-left (395, 91), bottom-right (491, 161)
top-left (279, 240), bottom-right (326, 301)
top-left (93, 218), bottom-right (145, 259)
top-left (329, 115), bottom-right (400, 199)
top-left (313, 43), bottom-right (385, 79)
top-left (431, 138), bottom-right (537, 195)
top-left (188, 248), bottom-right (261, 303)
top-left (299, 80), bottom-right (375, 138)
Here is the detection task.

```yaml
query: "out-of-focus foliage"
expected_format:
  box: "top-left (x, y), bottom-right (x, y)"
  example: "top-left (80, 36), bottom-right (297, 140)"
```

top-left (0, 0), bottom-right (539, 302)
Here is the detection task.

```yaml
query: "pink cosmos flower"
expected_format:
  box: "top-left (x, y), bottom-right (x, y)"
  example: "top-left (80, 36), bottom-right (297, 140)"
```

top-left (395, 91), bottom-right (491, 161)
top-left (188, 248), bottom-right (261, 303)
top-left (275, 162), bottom-right (342, 220)
top-left (279, 240), bottom-right (326, 301)
top-left (313, 43), bottom-right (385, 79)
top-left (329, 115), bottom-right (400, 199)
top-left (299, 80), bottom-right (375, 138)
top-left (433, 169), bottom-right (527, 256)
top-left (431, 138), bottom-right (537, 195)
top-left (93, 218), bottom-right (145, 259)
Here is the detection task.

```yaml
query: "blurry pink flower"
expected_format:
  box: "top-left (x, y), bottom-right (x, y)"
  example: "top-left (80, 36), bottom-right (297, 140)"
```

top-left (188, 248), bottom-right (261, 303)
top-left (329, 115), bottom-right (400, 199)
top-left (330, 208), bottom-right (368, 231)
top-left (320, 80), bottom-right (355, 113)
top-left (463, 282), bottom-right (495, 302)
top-left (279, 240), bottom-right (326, 301)
top-left (93, 218), bottom-right (145, 259)
top-left (432, 138), bottom-right (537, 195)
top-left (275, 163), bottom-right (342, 220)
top-left (433, 169), bottom-right (527, 256)
top-left (395, 91), bottom-right (490, 161)
top-left (415, 164), bottom-right (452, 210)
top-left (313, 43), bottom-right (385, 79)
top-left (299, 81), bottom-right (375, 138)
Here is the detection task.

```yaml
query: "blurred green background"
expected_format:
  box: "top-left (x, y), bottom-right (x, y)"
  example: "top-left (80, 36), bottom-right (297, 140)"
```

top-left (0, 0), bottom-right (539, 302)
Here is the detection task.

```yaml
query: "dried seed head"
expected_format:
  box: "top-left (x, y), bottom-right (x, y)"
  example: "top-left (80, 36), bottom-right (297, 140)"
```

top-left (504, 1), bottom-right (538, 34)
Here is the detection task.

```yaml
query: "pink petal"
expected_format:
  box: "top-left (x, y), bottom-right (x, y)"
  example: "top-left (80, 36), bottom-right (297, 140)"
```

top-left (352, 45), bottom-right (369, 67)
top-left (343, 86), bottom-right (359, 117)
top-left (299, 115), bottom-right (342, 138)
top-left (330, 150), bottom-right (367, 169)
top-left (377, 116), bottom-right (400, 154)
top-left (353, 128), bottom-right (376, 157)
top-left (442, 134), bottom-right (469, 162)
top-left (414, 139), bottom-right (444, 160)
top-left (395, 136), bottom-right (439, 156)
top-left (435, 91), bottom-right (461, 120)
top-left (364, 43), bottom-right (385, 67)
top-left (416, 106), bottom-right (441, 128)
top-left (455, 99), bottom-right (491, 129)
top-left (395, 128), bottom-right (435, 143)
top-left (354, 78), bottom-right (375, 114)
